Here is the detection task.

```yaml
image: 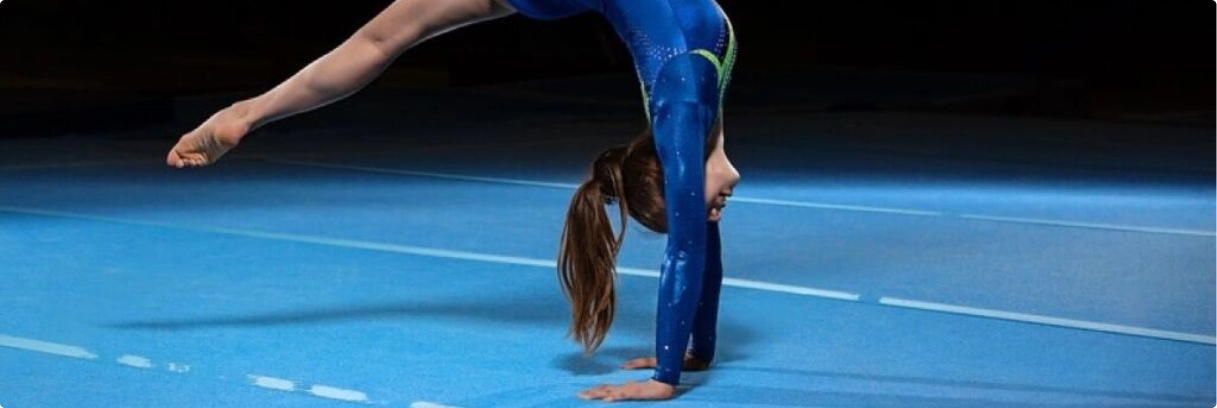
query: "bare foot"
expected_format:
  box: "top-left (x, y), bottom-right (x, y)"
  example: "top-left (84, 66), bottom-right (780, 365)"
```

top-left (621, 353), bottom-right (711, 371)
top-left (578, 379), bottom-right (675, 402)
top-left (167, 106), bottom-right (250, 168)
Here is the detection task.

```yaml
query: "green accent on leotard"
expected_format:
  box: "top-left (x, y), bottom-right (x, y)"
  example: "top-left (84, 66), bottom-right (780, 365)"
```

top-left (643, 13), bottom-right (736, 121)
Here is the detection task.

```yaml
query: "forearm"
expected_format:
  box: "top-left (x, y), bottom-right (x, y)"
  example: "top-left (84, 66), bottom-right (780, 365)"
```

top-left (689, 222), bottom-right (723, 363)
top-left (651, 139), bottom-right (711, 385)
top-left (653, 220), bottom-right (707, 385)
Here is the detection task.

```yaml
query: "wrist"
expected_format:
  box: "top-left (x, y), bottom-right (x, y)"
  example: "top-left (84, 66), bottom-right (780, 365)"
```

top-left (651, 371), bottom-right (680, 387)
top-left (647, 379), bottom-right (677, 398)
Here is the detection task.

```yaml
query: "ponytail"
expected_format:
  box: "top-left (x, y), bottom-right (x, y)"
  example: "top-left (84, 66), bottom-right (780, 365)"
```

top-left (558, 146), bottom-right (629, 355)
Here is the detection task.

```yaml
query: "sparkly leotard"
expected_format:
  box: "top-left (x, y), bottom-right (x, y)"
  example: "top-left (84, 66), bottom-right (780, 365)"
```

top-left (504, 0), bottom-right (736, 386)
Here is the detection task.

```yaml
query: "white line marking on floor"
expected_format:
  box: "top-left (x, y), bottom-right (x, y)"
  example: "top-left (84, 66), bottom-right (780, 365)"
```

top-left (270, 159), bottom-right (581, 189)
top-left (730, 196), bottom-right (942, 216)
top-left (248, 374), bottom-right (378, 404)
top-left (0, 206), bottom-right (863, 305)
top-left (310, 385), bottom-right (371, 403)
top-left (2, 205), bottom-right (1211, 346)
top-left (721, 277), bottom-right (861, 301)
top-left (613, 266), bottom-right (860, 301)
top-left (248, 375), bottom-right (297, 391)
top-left (411, 402), bottom-right (467, 408)
top-left (879, 297), bottom-right (1217, 345)
top-left (0, 334), bottom-right (98, 359)
top-left (116, 355), bottom-right (153, 368)
top-left (0, 331), bottom-right (392, 405)
top-left (268, 159), bottom-right (1212, 237)
top-left (960, 214), bottom-right (1215, 237)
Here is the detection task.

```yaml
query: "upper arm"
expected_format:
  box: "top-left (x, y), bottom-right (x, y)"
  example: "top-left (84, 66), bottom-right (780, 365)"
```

top-left (649, 53), bottom-right (720, 255)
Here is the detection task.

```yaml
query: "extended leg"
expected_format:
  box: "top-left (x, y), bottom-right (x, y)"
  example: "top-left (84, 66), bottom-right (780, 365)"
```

top-left (168, 0), bottom-right (516, 167)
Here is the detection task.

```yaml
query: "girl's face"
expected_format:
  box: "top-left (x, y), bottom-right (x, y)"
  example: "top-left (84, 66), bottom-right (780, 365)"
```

top-left (704, 128), bottom-right (739, 222)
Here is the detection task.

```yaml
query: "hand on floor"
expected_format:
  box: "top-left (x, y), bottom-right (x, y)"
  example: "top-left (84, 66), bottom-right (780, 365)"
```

top-left (578, 379), bottom-right (675, 402)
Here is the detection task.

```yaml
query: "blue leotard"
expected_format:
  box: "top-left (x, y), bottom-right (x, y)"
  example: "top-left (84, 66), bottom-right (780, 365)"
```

top-left (503, 0), bottom-right (737, 386)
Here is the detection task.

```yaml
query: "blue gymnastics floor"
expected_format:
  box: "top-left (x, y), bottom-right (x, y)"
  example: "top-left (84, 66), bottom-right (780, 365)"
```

top-left (0, 78), bottom-right (1214, 407)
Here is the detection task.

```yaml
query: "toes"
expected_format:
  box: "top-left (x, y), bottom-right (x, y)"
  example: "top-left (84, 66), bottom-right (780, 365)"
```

top-left (172, 152), bottom-right (208, 167)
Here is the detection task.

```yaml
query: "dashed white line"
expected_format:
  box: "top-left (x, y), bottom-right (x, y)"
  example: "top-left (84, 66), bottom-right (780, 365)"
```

top-left (310, 385), bottom-right (371, 403)
top-left (117, 355), bottom-right (154, 368)
top-left (246, 375), bottom-right (375, 403)
top-left (0, 334), bottom-right (98, 360)
top-left (248, 375), bottom-right (297, 391)
top-left (411, 402), bottom-right (467, 408)
top-left (0, 332), bottom-right (434, 405)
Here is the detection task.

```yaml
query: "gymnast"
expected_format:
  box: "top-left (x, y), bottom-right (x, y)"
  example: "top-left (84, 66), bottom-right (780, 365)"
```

top-left (166, 0), bottom-right (741, 401)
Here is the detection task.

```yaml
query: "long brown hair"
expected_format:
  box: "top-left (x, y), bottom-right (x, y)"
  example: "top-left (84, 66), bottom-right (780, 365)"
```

top-left (557, 128), bottom-right (665, 355)
top-left (558, 119), bottom-right (728, 354)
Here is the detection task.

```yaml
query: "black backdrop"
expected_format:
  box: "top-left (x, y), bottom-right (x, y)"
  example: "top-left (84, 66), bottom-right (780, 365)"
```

top-left (0, 0), bottom-right (1211, 127)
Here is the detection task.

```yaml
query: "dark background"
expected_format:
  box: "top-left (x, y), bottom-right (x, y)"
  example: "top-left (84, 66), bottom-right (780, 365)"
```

top-left (0, 0), bottom-right (1212, 136)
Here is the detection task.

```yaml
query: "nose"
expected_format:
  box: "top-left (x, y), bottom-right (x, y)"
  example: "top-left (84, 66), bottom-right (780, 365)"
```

top-left (723, 160), bottom-right (740, 195)
top-left (727, 155), bottom-right (740, 180)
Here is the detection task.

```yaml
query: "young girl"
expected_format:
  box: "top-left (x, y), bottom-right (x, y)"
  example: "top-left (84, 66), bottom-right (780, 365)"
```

top-left (167, 0), bottom-right (740, 402)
